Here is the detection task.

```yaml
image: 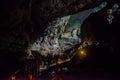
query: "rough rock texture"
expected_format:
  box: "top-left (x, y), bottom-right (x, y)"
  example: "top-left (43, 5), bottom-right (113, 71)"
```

top-left (0, 0), bottom-right (106, 76)
top-left (1, 0), bottom-right (120, 77)
top-left (0, 0), bottom-right (103, 51)
top-left (31, 2), bottom-right (107, 56)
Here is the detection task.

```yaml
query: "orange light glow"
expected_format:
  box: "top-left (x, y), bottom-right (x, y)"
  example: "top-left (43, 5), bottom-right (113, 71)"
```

top-left (77, 49), bottom-right (87, 58)
top-left (28, 74), bottom-right (33, 80)
top-left (80, 50), bottom-right (86, 56)
top-left (57, 58), bottom-right (63, 64)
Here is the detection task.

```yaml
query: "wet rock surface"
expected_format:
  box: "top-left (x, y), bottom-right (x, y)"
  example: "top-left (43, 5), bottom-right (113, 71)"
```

top-left (0, 0), bottom-right (120, 78)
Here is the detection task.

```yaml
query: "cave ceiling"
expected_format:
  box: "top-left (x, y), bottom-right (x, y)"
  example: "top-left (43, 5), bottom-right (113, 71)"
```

top-left (0, 0), bottom-right (120, 77)
top-left (31, 2), bottom-right (108, 55)
top-left (0, 0), bottom-right (104, 51)
top-left (0, 0), bottom-right (120, 52)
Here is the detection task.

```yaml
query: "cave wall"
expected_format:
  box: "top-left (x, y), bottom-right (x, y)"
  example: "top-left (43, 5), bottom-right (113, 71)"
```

top-left (0, 0), bottom-right (120, 77)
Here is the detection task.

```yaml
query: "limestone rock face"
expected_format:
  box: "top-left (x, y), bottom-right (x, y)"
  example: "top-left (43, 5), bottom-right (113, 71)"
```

top-left (0, 0), bottom-right (104, 75)
top-left (0, 0), bottom-right (102, 51)
top-left (31, 2), bottom-right (108, 56)
top-left (0, 0), bottom-right (120, 77)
